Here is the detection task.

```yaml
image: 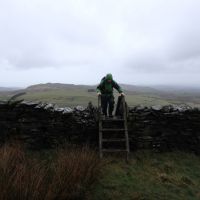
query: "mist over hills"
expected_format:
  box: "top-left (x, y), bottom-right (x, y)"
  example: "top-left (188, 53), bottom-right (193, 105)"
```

top-left (25, 83), bottom-right (159, 93)
top-left (26, 83), bottom-right (93, 90)
top-left (152, 85), bottom-right (200, 93)
top-left (1, 82), bottom-right (200, 93)
top-left (0, 87), bottom-right (22, 92)
top-left (1, 83), bottom-right (200, 107)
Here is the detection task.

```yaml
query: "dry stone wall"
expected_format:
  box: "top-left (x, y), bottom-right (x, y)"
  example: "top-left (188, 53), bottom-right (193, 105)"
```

top-left (0, 101), bottom-right (200, 153)
top-left (128, 105), bottom-right (200, 153)
top-left (0, 101), bottom-right (98, 149)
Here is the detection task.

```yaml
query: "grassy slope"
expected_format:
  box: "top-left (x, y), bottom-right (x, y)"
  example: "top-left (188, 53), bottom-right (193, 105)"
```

top-left (89, 151), bottom-right (200, 200)
top-left (22, 89), bottom-right (97, 107)
top-left (1, 83), bottom-right (200, 107)
top-left (21, 90), bottom-right (173, 107)
top-left (13, 90), bottom-right (200, 107)
top-left (0, 89), bottom-right (189, 107)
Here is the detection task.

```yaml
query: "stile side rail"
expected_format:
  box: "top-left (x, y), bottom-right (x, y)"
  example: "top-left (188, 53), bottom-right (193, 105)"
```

top-left (122, 96), bottom-right (130, 161)
top-left (98, 95), bottom-right (103, 158)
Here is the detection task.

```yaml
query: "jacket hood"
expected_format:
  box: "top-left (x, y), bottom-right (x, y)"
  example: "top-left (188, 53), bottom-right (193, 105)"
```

top-left (106, 73), bottom-right (113, 80)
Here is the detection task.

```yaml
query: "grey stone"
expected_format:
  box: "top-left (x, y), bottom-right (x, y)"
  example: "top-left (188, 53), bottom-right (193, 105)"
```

top-left (0, 100), bottom-right (200, 153)
top-left (151, 105), bottom-right (162, 111)
top-left (63, 107), bottom-right (73, 113)
top-left (74, 105), bottom-right (85, 111)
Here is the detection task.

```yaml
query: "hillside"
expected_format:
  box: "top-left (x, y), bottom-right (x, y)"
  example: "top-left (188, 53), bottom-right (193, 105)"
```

top-left (0, 87), bottom-right (21, 91)
top-left (26, 83), bottom-right (94, 91)
top-left (0, 83), bottom-right (200, 107)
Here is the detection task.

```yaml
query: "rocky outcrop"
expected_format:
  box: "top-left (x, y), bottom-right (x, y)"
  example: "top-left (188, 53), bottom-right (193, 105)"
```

top-left (0, 101), bottom-right (200, 153)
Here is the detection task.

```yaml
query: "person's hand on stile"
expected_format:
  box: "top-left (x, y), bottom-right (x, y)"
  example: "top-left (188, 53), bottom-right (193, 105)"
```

top-left (120, 92), bottom-right (125, 96)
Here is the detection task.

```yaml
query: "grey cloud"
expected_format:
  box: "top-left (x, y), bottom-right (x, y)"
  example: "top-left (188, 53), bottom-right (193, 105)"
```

top-left (1, 0), bottom-right (200, 86)
top-left (169, 32), bottom-right (200, 62)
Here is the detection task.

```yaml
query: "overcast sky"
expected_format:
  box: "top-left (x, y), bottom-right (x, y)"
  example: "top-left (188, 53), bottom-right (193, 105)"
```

top-left (0, 0), bottom-right (200, 87)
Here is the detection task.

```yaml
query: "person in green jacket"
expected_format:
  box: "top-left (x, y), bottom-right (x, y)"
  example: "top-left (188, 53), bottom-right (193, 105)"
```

top-left (96, 73), bottom-right (125, 117)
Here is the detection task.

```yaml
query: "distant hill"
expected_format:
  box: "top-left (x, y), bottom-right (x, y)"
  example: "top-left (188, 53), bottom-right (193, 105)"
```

top-left (120, 84), bottom-right (159, 94)
top-left (1, 83), bottom-right (200, 107)
top-left (26, 83), bottom-right (94, 91)
top-left (152, 85), bottom-right (200, 94)
top-left (0, 87), bottom-right (21, 91)
top-left (26, 83), bottom-right (158, 94)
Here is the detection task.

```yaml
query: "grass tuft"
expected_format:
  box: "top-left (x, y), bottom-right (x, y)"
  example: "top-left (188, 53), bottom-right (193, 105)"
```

top-left (0, 143), bottom-right (101, 200)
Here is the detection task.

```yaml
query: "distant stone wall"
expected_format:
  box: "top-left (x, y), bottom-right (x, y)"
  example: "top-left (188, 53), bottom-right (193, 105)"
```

top-left (0, 101), bottom-right (200, 153)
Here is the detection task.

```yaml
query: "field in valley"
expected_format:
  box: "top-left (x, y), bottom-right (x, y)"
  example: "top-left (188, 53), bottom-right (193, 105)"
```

top-left (1, 83), bottom-right (200, 108)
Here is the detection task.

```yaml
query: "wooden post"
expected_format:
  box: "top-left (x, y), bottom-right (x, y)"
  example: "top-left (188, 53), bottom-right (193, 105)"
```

top-left (122, 96), bottom-right (130, 162)
top-left (98, 95), bottom-right (103, 158)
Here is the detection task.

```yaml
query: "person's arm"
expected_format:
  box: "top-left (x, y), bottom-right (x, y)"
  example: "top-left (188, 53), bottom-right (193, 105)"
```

top-left (96, 80), bottom-right (103, 94)
top-left (112, 80), bottom-right (123, 93)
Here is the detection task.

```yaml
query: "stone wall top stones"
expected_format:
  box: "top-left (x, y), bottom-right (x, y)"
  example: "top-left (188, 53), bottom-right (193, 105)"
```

top-left (0, 100), bottom-right (200, 153)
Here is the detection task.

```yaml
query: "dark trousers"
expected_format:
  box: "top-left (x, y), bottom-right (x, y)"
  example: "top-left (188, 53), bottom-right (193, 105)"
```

top-left (101, 94), bottom-right (115, 116)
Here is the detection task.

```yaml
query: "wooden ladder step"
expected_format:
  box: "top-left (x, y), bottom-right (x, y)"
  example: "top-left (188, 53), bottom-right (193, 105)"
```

top-left (102, 138), bottom-right (126, 142)
top-left (101, 128), bottom-right (126, 132)
top-left (98, 95), bottom-right (130, 160)
top-left (102, 149), bottom-right (128, 152)
top-left (102, 118), bottom-right (124, 122)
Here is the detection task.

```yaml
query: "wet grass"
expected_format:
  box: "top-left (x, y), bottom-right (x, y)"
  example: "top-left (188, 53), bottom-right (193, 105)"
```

top-left (0, 142), bottom-right (199, 200)
top-left (88, 151), bottom-right (200, 200)
top-left (0, 142), bottom-right (101, 200)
